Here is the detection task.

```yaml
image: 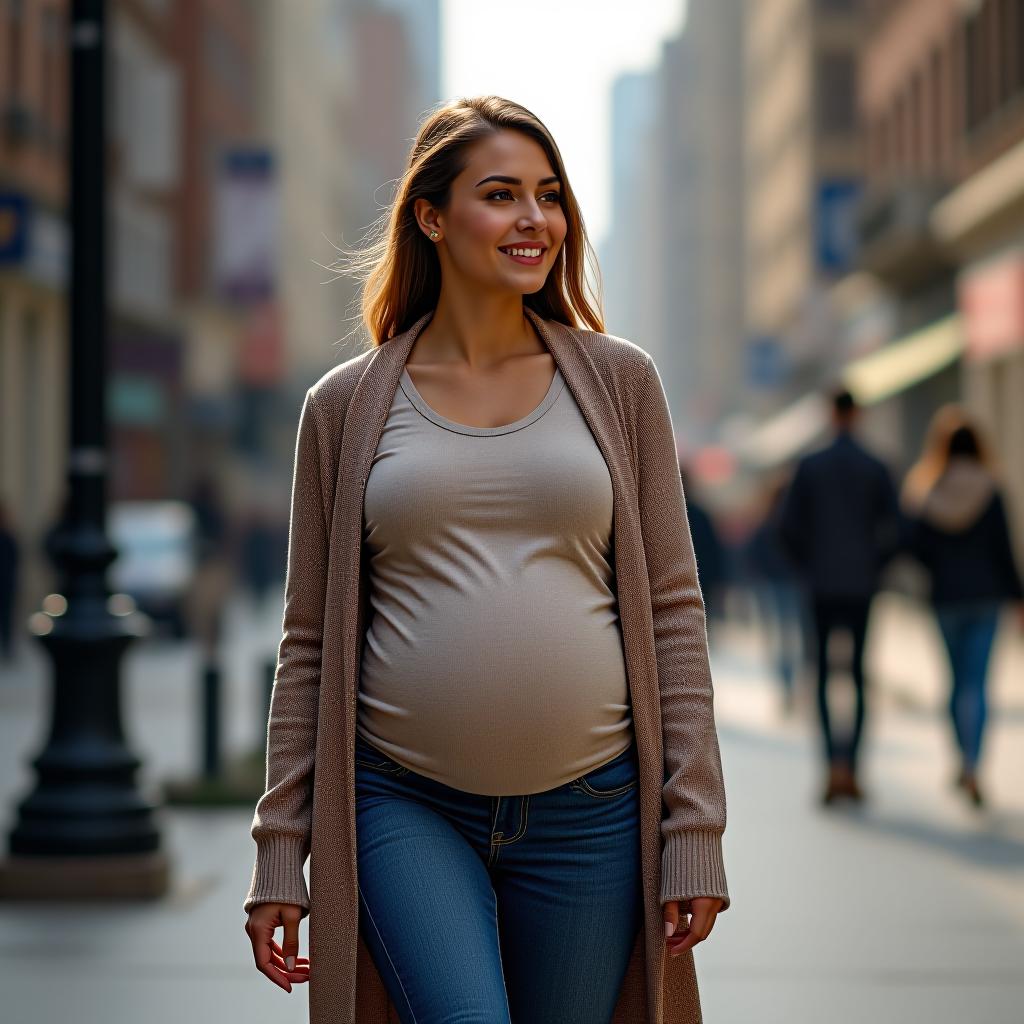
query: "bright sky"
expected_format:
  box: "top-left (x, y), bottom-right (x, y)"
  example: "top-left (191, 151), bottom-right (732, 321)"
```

top-left (441, 0), bottom-right (687, 246)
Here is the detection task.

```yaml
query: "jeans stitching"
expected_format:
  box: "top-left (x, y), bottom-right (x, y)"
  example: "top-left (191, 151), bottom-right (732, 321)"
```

top-left (491, 888), bottom-right (513, 1021)
top-left (574, 777), bottom-right (637, 799)
top-left (355, 758), bottom-right (410, 776)
top-left (492, 796), bottom-right (530, 845)
top-left (488, 797), bottom-right (502, 867)
top-left (358, 882), bottom-right (418, 1023)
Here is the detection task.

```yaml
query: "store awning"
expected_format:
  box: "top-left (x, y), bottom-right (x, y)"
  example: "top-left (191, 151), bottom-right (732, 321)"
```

top-left (931, 135), bottom-right (1024, 248)
top-left (735, 313), bottom-right (964, 469)
top-left (735, 392), bottom-right (830, 468)
top-left (841, 313), bottom-right (963, 405)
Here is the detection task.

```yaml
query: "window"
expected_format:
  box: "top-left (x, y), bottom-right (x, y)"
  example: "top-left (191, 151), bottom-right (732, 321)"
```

top-left (931, 47), bottom-right (944, 170)
top-left (39, 5), bottom-right (64, 147)
top-left (6, 0), bottom-right (24, 103)
top-left (816, 52), bottom-right (858, 135)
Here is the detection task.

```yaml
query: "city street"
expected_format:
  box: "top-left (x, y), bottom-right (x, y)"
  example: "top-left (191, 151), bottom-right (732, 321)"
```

top-left (1, 591), bottom-right (1022, 1023)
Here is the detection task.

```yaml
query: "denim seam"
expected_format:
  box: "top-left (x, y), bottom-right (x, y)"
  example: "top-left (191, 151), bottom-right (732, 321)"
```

top-left (491, 888), bottom-right (513, 1021)
top-left (492, 796), bottom-right (530, 846)
top-left (354, 744), bottom-right (410, 776)
top-left (355, 759), bottom-right (410, 775)
top-left (488, 798), bottom-right (502, 867)
top-left (358, 882), bottom-right (418, 1023)
top-left (572, 777), bottom-right (637, 798)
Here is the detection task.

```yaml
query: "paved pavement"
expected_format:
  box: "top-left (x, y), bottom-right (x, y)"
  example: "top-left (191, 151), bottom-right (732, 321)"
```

top-left (702, 596), bottom-right (1024, 1023)
top-left (0, 590), bottom-right (1022, 1023)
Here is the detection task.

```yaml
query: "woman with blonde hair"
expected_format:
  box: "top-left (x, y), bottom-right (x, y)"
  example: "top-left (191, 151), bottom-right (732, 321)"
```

top-left (242, 95), bottom-right (729, 1023)
top-left (903, 404), bottom-right (1024, 807)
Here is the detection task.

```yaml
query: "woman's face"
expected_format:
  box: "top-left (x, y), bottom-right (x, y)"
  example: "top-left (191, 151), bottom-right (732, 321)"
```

top-left (417, 129), bottom-right (568, 295)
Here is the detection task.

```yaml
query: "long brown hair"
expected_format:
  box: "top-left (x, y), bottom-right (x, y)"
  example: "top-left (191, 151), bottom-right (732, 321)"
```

top-left (902, 404), bottom-right (999, 512)
top-left (330, 95), bottom-right (605, 348)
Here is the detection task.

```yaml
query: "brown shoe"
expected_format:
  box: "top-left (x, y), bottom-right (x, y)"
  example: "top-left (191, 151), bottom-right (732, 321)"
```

top-left (843, 773), bottom-right (864, 802)
top-left (820, 762), bottom-right (843, 806)
top-left (836, 762), bottom-right (864, 802)
top-left (961, 773), bottom-right (984, 808)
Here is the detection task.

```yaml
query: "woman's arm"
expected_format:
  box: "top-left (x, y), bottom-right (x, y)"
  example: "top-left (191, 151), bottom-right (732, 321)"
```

top-left (244, 388), bottom-right (331, 919)
top-left (989, 492), bottom-right (1024, 602)
top-left (634, 354), bottom-right (730, 914)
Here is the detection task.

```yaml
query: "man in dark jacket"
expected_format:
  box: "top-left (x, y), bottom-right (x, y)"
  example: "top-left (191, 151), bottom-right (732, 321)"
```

top-left (780, 389), bottom-right (901, 805)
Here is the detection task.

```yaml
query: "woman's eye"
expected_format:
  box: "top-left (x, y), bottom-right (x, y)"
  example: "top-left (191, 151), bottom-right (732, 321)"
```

top-left (488, 189), bottom-right (561, 203)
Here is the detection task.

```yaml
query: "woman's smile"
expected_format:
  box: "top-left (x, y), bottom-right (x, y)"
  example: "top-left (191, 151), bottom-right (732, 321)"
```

top-left (498, 245), bottom-right (546, 266)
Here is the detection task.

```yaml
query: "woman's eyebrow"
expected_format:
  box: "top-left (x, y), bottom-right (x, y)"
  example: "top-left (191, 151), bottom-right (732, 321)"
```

top-left (474, 174), bottom-right (562, 187)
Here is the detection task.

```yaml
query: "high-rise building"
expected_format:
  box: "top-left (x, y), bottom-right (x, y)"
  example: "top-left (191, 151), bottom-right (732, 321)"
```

top-left (602, 0), bottom-right (746, 446)
top-left (744, 0), bottom-right (865, 403)
top-left (659, 0), bottom-right (746, 441)
top-left (601, 71), bottom-right (660, 362)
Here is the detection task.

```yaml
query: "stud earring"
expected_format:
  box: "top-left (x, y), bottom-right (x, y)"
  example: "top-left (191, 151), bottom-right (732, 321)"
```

top-left (429, 230), bottom-right (439, 239)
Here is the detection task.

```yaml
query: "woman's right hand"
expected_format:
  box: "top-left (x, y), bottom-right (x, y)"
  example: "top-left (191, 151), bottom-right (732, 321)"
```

top-left (244, 902), bottom-right (310, 993)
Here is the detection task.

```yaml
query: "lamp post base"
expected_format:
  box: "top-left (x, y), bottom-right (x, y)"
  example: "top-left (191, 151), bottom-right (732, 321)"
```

top-left (0, 851), bottom-right (170, 901)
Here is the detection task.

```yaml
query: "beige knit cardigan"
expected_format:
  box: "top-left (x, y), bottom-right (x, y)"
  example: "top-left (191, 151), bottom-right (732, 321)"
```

top-left (244, 306), bottom-right (731, 1024)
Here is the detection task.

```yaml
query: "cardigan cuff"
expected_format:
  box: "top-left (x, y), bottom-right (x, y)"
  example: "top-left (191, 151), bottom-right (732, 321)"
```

top-left (660, 829), bottom-right (730, 913)
top-left (243, 834), bottom-right (311, 918)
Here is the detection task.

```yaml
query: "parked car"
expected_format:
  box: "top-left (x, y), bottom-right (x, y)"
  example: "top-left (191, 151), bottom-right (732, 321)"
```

top-left (108, 501), bottom-right (197, 639)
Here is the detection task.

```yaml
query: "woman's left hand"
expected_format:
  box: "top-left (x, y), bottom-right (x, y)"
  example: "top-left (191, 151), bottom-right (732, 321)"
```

top-left (663, 897), bottom-right (724, 957)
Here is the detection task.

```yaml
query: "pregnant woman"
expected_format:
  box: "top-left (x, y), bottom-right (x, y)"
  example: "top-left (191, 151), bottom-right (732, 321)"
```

top-left (243, 95), bottom-right (730, 1024)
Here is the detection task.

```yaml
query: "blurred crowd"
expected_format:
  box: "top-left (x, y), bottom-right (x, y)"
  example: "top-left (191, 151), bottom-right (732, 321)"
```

top-left (684, 389), bottom-right (1024, 810)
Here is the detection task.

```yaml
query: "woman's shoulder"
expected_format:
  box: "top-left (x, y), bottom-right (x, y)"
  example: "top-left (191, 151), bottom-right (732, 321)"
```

top-left (563, 321), bottom-right (654, 376)
top-left (303, 347), bottom-right (378, 428)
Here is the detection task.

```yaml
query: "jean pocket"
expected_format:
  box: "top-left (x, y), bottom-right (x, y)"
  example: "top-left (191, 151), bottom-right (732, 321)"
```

top-left (354, 735), bottom-right (411, 776)
top-left (570, 745), bottom-right (638, 799)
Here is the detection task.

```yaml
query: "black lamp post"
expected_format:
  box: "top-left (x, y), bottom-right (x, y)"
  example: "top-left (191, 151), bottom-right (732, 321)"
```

top-left (0, 0), bottom-right (168, 899)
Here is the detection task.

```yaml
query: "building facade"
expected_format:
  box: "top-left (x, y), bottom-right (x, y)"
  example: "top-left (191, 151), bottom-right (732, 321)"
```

top-left (859, 0), bottom-right (1024, 546)
top-left (0, 0), bottom-right (71, 620)
top-left (744, 0), bottom-right (866, 410)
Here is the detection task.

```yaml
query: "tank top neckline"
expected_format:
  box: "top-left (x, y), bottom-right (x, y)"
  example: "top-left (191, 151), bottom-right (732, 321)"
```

top-left (399, 365), bottom-right (565, 436)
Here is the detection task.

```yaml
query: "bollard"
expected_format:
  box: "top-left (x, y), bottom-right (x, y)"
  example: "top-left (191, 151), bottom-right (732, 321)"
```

top-left (202, 661), bottom-right (222, 780)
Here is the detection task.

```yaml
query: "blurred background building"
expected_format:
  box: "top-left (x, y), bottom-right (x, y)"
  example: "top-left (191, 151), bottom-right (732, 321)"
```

top-left (0, 0), bottom-right (441, 632)
top-left (603, 0), bottom-right (746, 445)
top-left (601, 0), bottom-right (1024, 557)
top-left (1, 0), bottom-right (1022, 630)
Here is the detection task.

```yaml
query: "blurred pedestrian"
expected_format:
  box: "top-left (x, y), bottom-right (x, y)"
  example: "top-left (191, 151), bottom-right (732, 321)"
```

top-left (744, 474), bottom-right (809, 715)
top-left (240, 509), bottom-right (279, 612)
top-left (0, 500), bottom-right (19, 664)
top-left (780, 388), bottom-right (901, 805)
top-left (184, 474), bottom-right (234, 664)
top-left (902, 406), bottom-right (1024, 808)
top-left (680, 467), bottom-right (726, 624)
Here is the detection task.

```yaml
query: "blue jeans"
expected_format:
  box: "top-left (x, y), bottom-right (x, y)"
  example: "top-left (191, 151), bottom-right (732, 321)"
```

top-left (936, 605), bottom-right (999, 772)
top-left (354, 733), bottom-right (644, 1024)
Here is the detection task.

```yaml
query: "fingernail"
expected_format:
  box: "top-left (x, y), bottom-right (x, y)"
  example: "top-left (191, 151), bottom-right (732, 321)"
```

top-left (286, 956), bottom-right (295, 971)
top-left (665, 921), bottom-right (675, 938)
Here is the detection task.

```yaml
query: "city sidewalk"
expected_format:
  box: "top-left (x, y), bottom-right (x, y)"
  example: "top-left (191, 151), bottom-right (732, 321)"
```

top-left (0, 591), bottom-right (1022, 1022)
top-left (702, 597), bottom-right (1024, 1022)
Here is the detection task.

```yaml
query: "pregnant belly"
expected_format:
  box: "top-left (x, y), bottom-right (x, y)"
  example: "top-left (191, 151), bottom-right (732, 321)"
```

top-left (357, 590), bottom-right (631, 794)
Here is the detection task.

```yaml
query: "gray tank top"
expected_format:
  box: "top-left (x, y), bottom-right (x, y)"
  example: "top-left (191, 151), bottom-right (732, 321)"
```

top-left (356, 363), bottom-right (633, 795)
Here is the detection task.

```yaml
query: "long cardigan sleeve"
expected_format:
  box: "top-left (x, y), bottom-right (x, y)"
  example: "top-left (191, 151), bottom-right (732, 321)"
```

top-left (634, 354), bottom-right (730, 914)
top-left (243, 388), bottom-right (330, 918)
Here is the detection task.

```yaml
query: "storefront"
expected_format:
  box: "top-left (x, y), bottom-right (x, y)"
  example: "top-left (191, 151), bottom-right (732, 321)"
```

top-left (932, 136), bottom-right (1024, 556)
